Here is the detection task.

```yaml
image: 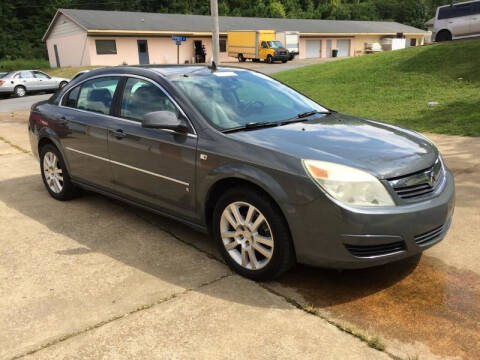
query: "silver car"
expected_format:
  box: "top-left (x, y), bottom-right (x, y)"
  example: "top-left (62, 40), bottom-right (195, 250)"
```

top-left (0, 70), bottom-right (70, 97)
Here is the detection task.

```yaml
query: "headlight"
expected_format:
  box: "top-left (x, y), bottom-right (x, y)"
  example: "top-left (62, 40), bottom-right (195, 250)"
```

top-left (302, 160), bottom-right (395, 207)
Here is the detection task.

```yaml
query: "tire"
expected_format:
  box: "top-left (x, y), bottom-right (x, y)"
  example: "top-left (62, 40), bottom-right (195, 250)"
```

top-left (40, 144), bottom-right (79, 201)
top-left (237, 54), bottom-right (246, 63)
top-left (281, 59), bottom-right (287, 63)
top-left (266, 55), bottom-right (273, 64)
top-left (212, 187), bottom-right (295, 281)
top-left (436, 30), bottom-right (452, 42)
top-left (59, 81), bottom-right (68, 89)
top-left (14, 85), bottom-right (26, 97)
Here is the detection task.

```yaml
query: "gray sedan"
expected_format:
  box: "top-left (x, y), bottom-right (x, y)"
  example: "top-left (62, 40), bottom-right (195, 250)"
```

top-left (0, 70), bottom-right (69, 97)
top-left (28, 66), bottom-right (455, 281)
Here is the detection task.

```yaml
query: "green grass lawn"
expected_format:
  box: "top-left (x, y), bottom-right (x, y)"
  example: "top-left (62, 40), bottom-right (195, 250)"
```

top-left (273, 40), bottom-right (480, 136)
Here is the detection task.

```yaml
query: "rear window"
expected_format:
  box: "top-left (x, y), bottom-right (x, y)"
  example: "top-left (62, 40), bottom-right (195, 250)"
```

top-left (0, 72), bottom-right (10, 78)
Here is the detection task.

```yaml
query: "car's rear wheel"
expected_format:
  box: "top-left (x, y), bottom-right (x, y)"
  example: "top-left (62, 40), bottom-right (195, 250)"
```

top-left (237, 54), bottom-right (246, 62)
top-left (212, 187), bottom-right (295, 281)
top-left (436, 30), bottom-right (452, 42)
top-left (40, 144), bottom-right (78, 200)
top-left (14, 85), bottom-right (26, 97)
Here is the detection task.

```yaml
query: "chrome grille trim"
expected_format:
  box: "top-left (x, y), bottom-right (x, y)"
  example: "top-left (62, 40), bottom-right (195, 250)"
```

top-left (388, 158), bottom-right (445, 201)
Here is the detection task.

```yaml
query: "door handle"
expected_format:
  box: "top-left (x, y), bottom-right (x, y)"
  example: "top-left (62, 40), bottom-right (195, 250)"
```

top-left (112, 129), bottom-right (126, 139)
top-left (57, 116), bottom-right (68, 125)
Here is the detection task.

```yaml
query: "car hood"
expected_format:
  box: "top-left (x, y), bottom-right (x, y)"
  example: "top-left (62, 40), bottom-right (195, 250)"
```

top-left (229, 113), bottom-right (438, 179)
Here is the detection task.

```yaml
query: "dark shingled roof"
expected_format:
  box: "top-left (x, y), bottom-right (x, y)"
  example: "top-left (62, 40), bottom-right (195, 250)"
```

top-left (52, 8), bottom-right (425, 37)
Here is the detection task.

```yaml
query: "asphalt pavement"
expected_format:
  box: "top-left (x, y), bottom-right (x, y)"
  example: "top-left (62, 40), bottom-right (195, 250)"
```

top-left (0, 93), bottom-right (51, 112)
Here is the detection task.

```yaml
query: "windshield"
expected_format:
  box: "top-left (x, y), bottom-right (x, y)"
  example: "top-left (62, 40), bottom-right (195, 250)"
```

top-left (268, 41), bottom-right (283, 48)
top-left (172, 70), bottom-right (327, 131)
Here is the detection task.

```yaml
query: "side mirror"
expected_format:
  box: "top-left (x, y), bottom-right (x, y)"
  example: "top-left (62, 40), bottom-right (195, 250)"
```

top-left (142, 111), bottom-right (189, 133)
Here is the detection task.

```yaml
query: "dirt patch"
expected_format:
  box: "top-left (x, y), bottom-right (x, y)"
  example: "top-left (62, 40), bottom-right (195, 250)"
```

top-left (279, 255), bottom-right (480, 359)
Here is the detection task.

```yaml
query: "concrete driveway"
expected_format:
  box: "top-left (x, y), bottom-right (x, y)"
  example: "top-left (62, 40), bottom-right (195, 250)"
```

top-left (0, 109), bottom-right (479, 360)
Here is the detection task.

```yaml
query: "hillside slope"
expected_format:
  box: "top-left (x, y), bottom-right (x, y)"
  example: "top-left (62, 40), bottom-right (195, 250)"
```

top-left (274, 40), bottom-right (480, 136)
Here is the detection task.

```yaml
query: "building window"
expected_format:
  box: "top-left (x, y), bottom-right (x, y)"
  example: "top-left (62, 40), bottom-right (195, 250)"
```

top-left (95, 40), bottom-right (117, 55)
top-left (219, 39), bottom-right (227, 53)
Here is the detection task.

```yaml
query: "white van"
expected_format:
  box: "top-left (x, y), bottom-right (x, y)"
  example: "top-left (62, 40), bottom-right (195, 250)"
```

top-left (433, 0), bottom-right (480, 41)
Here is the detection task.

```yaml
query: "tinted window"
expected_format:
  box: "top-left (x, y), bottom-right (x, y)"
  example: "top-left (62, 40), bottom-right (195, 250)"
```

top-left (95, 40), bottom-right (117, 55)
top-left (261, 41), bottom-right (268, 48)
top-left (172, 70), bottom-right (327, 131)
top-left (63, 86), bottom-right (81, 108)
top-left (438, 3), bottom-right (476, 19)
top-left (33, 71), bottom-right (50, 79)
top-left (77, 77), bottom-right (119, 115)
top-left (120, 78), bottom-right (178, 121)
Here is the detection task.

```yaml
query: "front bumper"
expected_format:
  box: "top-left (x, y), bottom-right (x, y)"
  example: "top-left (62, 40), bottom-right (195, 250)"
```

top-left (289, 169), bottom-right (455, 269)
top-left (272, 54), bottom-right (290, 61)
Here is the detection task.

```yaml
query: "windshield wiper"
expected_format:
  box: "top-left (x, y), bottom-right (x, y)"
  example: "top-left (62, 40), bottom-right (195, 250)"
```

top-left (278, 110), bottom-right (332, 126)
top-left (222, 121), bottom-right (280, 133)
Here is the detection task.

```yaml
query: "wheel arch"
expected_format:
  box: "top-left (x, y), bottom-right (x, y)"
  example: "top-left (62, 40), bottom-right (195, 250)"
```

top-left (435, 29), bottom-right (452, 42)
top-left (203, 171), bottom-right (293, 243)
top-left (37, 132), bottom-right (71, 173)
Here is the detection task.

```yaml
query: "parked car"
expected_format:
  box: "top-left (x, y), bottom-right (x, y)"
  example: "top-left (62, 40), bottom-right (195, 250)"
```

top-left (28, 66), bottom-right (455, 281)
top-left (433, 0), bottom-right (480, 42)
top-left (228, 30), bottom-right (290, 63)
top-left (0, 70), bottom-right (70, 97)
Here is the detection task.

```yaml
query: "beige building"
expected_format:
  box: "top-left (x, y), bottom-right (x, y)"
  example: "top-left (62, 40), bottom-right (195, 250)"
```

top-left (43, 9), bottom-right (426, 68)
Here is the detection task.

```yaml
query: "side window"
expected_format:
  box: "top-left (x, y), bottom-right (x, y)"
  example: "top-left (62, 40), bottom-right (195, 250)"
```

top-left (63, 86), bottom-right (81, 108)
top-left (261, 41), bottom-right (268, 49)
top-left (33, 71), bottom-right (50, 79)
top-left (120, 78), bottom-right (179, 122)
top-left (76, 77), bottom-right (120, 115)
top-left (19, 71), bottom-right (33, 79)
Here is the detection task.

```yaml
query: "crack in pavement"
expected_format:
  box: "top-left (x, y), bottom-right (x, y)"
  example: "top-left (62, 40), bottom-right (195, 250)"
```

top-left (8, 273), bottom-right (234, 360)
top-left (0, 136), bottom-right (29, 154)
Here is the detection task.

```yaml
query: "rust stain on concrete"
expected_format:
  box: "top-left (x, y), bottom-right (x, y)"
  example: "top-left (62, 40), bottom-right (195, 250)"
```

top-left (280, 255), bottom-right (480, 359)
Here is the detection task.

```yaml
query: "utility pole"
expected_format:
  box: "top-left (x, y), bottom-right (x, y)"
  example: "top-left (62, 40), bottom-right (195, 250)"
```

top-left (210, 0), bottom-right (220, 65)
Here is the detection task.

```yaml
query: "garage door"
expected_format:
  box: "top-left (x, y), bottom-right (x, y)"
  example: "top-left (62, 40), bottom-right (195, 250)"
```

top-left (337, 40), bottom-right (351, 57)
top-left (305, 40), bottom-right (321, 58)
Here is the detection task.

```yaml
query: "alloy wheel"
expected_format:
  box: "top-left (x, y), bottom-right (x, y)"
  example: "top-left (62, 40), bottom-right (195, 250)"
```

top-left (220, 201), bottom-right (274, 270)
top-left (43, 151), bottom-right (64, 193)
top-left (15, 87), bottom-right (26, 97)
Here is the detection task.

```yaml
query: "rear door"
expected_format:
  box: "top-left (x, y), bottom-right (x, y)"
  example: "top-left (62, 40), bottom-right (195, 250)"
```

top-left (107, 76), bottom-right (197, 219)
top-left (17, 71), bottom-right (36, 90)
top-left (59, 76), bottom-right (121, 189)
top-left (471, 1), bottom-right (480, 33)
top-left (449, 2), bottom-right (476, 36)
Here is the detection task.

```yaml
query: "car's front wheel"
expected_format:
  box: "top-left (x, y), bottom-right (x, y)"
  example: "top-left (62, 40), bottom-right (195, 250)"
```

top-left (40, 144), bottom-right (79, 200)
top-left (213, 187), bottom-right (295, 281)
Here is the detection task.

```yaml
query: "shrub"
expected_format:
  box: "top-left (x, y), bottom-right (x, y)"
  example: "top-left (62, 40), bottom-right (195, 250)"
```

top-left (0, 58), bottom-right (50, 72)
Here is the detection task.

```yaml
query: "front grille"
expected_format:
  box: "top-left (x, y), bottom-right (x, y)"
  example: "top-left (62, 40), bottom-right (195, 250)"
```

top-left (415, 224), bottom-right (444, 246)
top-left (389, 158), bottom-right (444, 201)
top-left (345, 241), bottom-right (406, 258)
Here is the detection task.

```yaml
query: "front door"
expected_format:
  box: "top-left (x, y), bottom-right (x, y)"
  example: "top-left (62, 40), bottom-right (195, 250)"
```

top-left (33, 71), bottom-right (57, 90)
top-left (59, 76), bottom-right (121, 189)
top-left (107, 77), bottom-right (197, 218)
top-left (137, 40), bottom-right (149, 65)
